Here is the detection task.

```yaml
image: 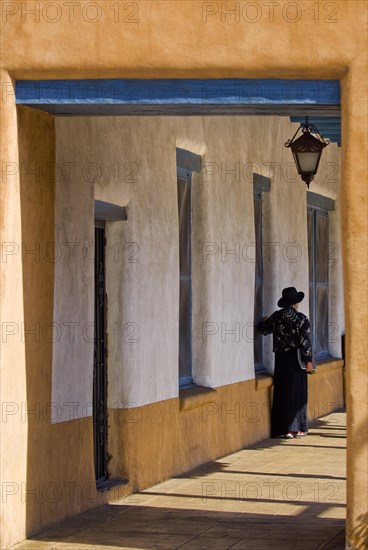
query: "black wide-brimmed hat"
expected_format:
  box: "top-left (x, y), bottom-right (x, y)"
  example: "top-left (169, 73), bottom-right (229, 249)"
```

top-left (277, 287), bottom-right (305, 308)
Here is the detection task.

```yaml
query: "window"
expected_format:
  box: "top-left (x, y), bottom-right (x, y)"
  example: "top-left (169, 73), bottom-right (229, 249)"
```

top-left (253, 191), bottom-right (263, 372)
top-left (178, 171), bottom-right (192, 386)
top-left (307, 192), bottom-right (334, 358)
top-left (177, 149), bottom-right (201, 387)
top-left (253, 174), bottom-right (270, 373)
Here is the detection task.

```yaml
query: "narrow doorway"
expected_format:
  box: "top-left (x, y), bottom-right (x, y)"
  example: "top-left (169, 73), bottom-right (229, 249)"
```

top-left (93, 222), bottom-right (108, 483)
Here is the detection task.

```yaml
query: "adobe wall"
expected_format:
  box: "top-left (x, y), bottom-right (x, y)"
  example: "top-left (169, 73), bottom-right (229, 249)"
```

top-left (1, 2), bottom-right (367, 548)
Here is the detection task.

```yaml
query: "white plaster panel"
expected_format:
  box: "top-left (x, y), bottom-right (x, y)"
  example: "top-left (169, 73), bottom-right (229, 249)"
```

top-left (186, 117), bottom-right (259, 388)
top-left (52, 123), bottom-right (94, 422)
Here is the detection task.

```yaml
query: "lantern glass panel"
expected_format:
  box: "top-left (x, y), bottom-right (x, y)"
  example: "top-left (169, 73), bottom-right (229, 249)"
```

top-left (296, 151), bottom-right (320, 173)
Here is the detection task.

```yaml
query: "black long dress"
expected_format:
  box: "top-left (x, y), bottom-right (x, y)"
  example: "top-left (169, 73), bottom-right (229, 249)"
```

top-left (258, 306), bottom-right (312, 436)
top-left (272, 349), bottom-right (308, 436)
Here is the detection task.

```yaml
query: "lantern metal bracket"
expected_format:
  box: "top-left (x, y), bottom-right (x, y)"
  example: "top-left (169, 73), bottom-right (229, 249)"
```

top-left (285, 117), bottom-right (330, 148)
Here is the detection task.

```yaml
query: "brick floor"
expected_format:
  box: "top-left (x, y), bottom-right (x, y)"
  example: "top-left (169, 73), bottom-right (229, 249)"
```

top-left (12, 410), bottom-right (346, 550)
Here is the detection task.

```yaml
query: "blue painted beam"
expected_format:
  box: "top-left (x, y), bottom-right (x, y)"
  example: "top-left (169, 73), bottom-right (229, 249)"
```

top-left (291, 116), bottom-right (341, 123)
top-left (307, 120), bottom-right (341, 127)
top-left (291, 123), bottom-right (341, 131)
top-left (314, 127), bottom-right (341, 134)
top-left (314, 128), bottom-right (341, 134)
top-left (318, 129), bottom-right (341, 136)
top-left (290, 117), bottom-right (341, 129)
top-left (16, 79), bottom-right (340, 107)
top-left (324, 136), bottom-right (341, 142)
top-left (314, 132), bottom-right (341, 139)
top-left (289, 114), bottom-right (341, 146)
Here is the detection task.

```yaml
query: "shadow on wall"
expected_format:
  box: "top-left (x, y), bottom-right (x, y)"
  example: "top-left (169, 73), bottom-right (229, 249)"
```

top-left (352, 512), bottom-right (368, 550)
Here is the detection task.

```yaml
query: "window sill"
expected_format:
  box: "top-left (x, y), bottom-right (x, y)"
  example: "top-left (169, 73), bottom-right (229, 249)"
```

top-left (314, 357), bottom-right (344, 374)
top-left (254, 358), bottom-right (343, 389)
top-left (179, 385), bottom-right (217, 412)
top-left (96, 477), bottom-right (129, 493)
top-left (255, 373), bottom-right (273, 391)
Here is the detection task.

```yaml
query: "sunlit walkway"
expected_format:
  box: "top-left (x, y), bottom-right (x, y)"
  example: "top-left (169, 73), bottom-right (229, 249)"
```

top-left (13, 411), bottom-right (346, 550)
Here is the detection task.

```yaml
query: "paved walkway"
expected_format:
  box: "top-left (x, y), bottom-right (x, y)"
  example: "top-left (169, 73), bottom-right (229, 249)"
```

top-left (13, 411), bottom-right (346, 550)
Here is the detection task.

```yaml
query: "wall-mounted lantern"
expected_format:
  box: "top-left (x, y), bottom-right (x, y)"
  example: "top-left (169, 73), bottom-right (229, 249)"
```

top-left (285, 117), bottom-right (330, 188)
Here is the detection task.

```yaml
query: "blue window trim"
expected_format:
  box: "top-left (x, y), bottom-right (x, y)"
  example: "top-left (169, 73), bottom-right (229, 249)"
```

top-left (95, 200), bottom-right (127, 222)
top-left (177, 148), bottom-right (201, 173)
top-left (307, 191), bottom-right (335, 212)
top-left (15, 79), bottom-right (340, 116)
top-left (254, 174), bottom-right (271, 194)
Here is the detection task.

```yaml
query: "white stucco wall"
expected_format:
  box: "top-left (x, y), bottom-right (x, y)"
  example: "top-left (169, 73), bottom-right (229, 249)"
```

top-left (52, 130), bottom-right (95, 422)
top-left (53, 115), bottom-right (343, 414)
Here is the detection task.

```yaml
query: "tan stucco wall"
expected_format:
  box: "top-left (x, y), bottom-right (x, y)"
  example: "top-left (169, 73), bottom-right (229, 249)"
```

top-left (1, 1), bottom-right (367, 548)
top-left (0, 93), bottom-right (29, 550)
top-left (109, 379), bottom-right (273, 492)
top-left (108, 365), bottom-right (344, 493)
top-left (307, 360), bottom-right (344, 421)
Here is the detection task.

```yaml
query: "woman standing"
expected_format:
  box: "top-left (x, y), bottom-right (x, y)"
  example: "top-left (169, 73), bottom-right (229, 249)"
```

top-left (258, 287), bottom-right (314, 439)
